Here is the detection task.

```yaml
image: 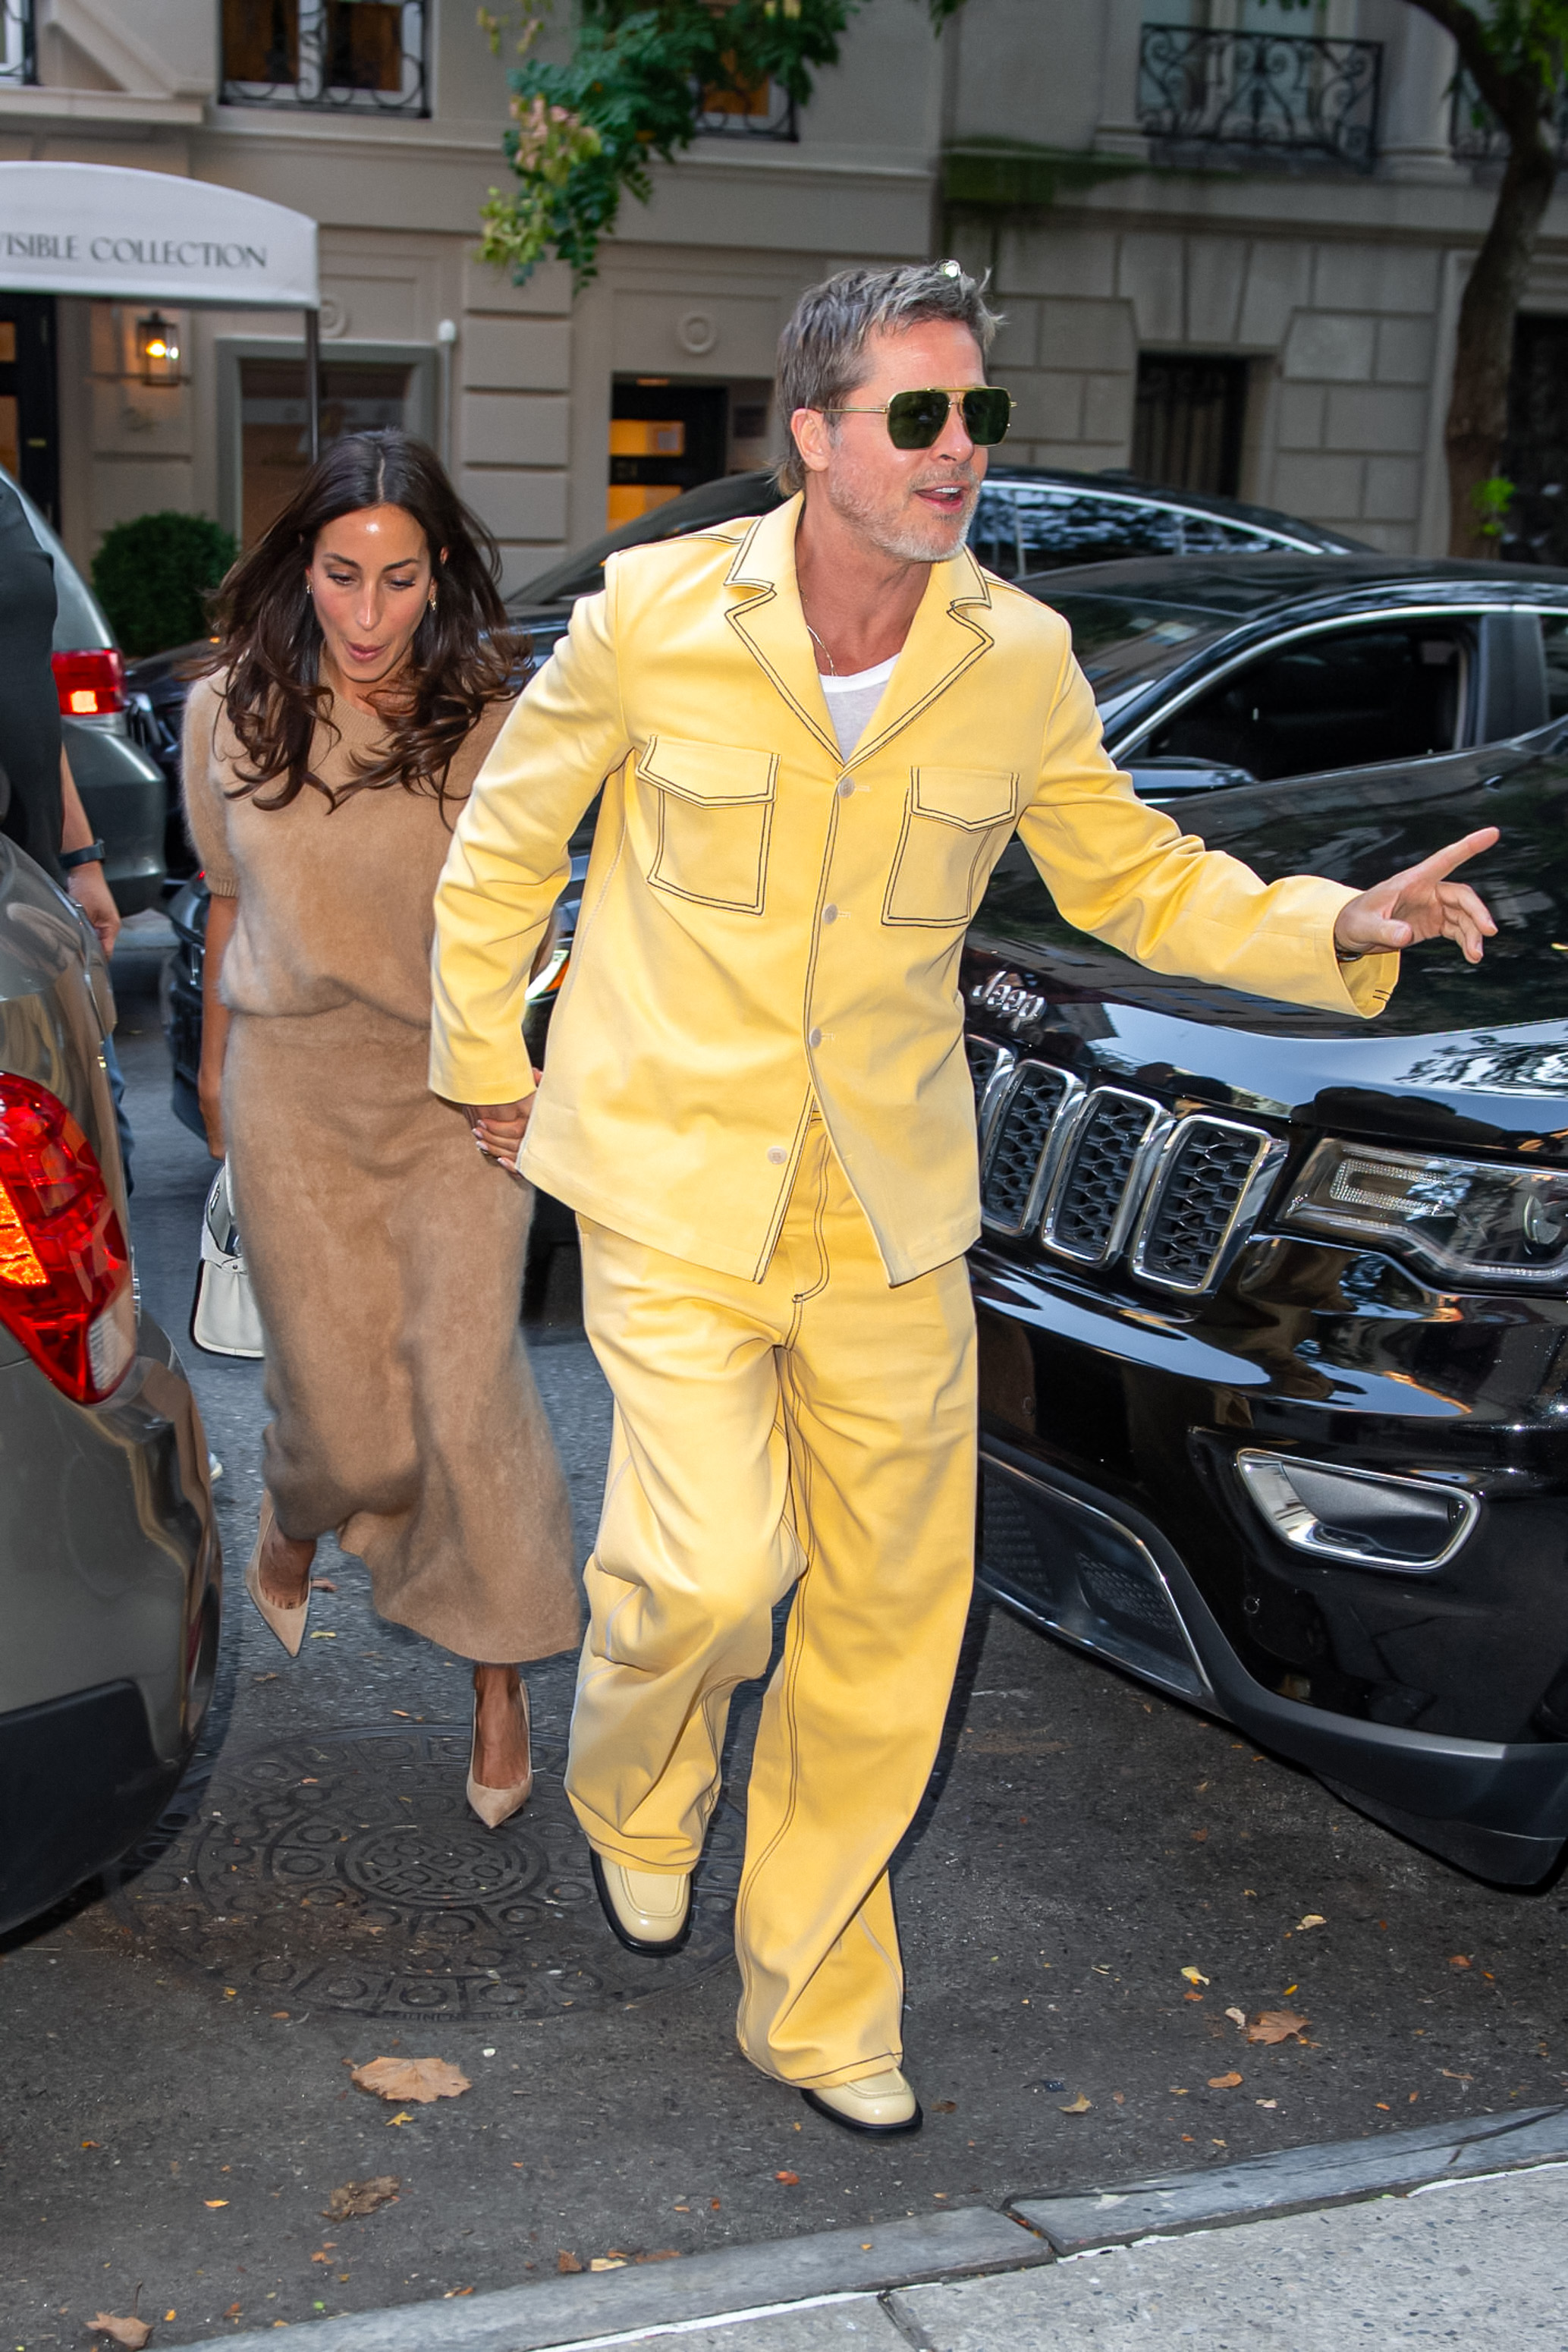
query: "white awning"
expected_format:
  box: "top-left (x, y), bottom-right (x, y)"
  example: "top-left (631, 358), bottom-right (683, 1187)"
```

top-left (0, 161), bottom-right (319, 310)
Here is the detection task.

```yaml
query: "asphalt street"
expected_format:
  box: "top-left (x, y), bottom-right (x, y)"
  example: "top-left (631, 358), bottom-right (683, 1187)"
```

top-left (3, 916), bottom-right (1566, 2348)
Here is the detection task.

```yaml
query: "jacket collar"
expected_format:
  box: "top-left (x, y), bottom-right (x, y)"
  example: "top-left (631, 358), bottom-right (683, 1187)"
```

top-left (724, 493), bottom-right (995, 769)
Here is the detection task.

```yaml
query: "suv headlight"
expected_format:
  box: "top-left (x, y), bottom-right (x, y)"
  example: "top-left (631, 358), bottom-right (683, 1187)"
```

top-left (1280, 1139), bottom-right (1568, 1291)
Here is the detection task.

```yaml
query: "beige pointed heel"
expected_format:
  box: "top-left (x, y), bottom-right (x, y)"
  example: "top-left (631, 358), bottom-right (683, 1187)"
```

top-left (466, 1682), bottom-right (533, 1830)
top-left (243, 1495), bottom-right (310, 1659)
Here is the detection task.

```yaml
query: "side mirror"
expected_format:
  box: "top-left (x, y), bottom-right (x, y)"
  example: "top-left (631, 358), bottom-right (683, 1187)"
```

top-left (1127, 756), bottom-right (1258, 800)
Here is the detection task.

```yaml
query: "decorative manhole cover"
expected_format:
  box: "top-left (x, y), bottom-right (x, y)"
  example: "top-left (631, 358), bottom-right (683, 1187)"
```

top-left (109, 1725), bottom-right (742, 2020)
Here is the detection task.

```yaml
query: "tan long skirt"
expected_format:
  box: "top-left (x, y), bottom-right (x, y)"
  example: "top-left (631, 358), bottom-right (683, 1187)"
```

top-left (224, 1002), bottom-right (579, 1664)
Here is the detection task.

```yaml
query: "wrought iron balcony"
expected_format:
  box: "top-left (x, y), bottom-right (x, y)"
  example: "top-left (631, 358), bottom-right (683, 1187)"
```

top-left (1137, 24), bottom-right (1382, 173)
top-left (0, 0), bottom-right (34, 86)
top-left (221, 0), bottom-right (428, 118)
top-left (1450, 71), bottom-right (1568, 162)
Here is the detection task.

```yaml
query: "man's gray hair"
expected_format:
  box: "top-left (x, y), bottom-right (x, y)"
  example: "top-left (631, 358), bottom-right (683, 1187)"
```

top-left (774, 261), bottom-right (1001, 495)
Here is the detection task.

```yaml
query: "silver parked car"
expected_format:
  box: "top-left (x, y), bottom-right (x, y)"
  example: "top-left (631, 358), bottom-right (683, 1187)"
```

top-left (0, 835), bottom-right (219, 1935)
top-left (3, 467), bottom-right (168, 916)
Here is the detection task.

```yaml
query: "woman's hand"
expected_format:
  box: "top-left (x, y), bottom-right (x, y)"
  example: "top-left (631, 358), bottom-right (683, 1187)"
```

top-left (1332, 827), bottom-right (1500, 965)
top-left (460, 1076), bottom-right (543, 1167)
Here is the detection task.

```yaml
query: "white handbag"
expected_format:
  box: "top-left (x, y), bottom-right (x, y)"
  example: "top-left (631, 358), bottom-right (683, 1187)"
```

top-left (190, 1159), bottom-right (265, 1359)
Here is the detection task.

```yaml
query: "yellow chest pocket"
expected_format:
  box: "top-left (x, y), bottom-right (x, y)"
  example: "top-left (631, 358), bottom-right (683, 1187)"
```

top-left (882, 766), bottom-right (1020, 927)
top-left (637, 735), bottom-right (778, 915)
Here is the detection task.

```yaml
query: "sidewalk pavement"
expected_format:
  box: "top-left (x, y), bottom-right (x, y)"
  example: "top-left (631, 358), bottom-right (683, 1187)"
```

top-left (209, 2103), bottom-right (1568, 2350)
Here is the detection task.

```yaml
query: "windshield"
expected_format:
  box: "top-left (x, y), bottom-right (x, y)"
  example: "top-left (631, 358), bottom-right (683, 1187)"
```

top-left (1039, 591), bottom-right (1234, 707)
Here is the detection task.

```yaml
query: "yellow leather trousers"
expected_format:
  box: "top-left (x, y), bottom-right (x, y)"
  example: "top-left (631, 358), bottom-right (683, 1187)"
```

top-left (567, 1114), bottom-right (977, 2089)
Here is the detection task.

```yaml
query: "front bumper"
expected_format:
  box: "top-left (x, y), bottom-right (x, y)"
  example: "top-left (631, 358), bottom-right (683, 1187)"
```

top-left (973, 1241), bottom-right (1568, 1885)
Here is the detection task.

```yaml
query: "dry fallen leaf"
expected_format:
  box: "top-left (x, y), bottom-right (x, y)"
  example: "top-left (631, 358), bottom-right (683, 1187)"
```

top-left (556, 2252), bottom-right (582, 2274)
top-left (1180, 1967), bottom-right (1209, 1986)
top-left (1246, 2009), bottom-right (1310, 2045)
top-left (635, 2251), bottom-right (681, 2264)
top-left (1450, 1954), bottom-right (1472, 1969)
top-left (351, 2056), bottom-right (470, 2105)
top-left (1059, 2093), bottom-right (1092, 2114)
top-left (321, 2176), bottom-right (400, 2220)
top-left (1441, 2069), bottom-right (1473, 2085)
top-left (589, 2257), bottom-right (627, 2272)
top-left (203, 2198), bottom-right (228, 2208)
top-left (932, 2099), bottom-right (957, 2114)
top-left (1225, 2006), bottom-right (1246, 2027)
top-left (1208, 2071), bottom-right (1243, 2089)
top-left (89, 2320), bottom-right (151, 2350)
top-left (1296, 1915), bottom-right (1327, 1931)
top-left (774, 2170), bottom-right (800, 2184)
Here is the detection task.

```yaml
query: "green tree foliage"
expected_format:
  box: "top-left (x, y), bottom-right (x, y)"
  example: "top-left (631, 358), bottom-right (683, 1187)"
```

top-left (478, 0), bottom-right (947, 287)
top-left (90, 511), bottom-right (237, 659)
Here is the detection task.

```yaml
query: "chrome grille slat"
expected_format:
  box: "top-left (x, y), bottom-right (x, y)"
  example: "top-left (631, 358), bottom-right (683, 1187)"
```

top-left (965, 1028), bottom-right (1279, 1294)
top-left (979, 1060), bottom-right (1082, 1236)
top-left (965, 1035), bottom-right (1016, 1159)
top-left (1042, 1088), bottom-right (1169, 1266)
top-left (1130, 1115), bottom-right (1286, 1295)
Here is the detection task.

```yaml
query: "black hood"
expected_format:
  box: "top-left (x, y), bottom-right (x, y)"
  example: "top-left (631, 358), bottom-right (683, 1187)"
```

top-left (968, 734), bottom-right (1568, 1156)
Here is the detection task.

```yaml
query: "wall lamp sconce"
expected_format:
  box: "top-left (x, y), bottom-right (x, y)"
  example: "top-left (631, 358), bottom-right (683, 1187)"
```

top-left (136, 310), bottom-right (181, 385)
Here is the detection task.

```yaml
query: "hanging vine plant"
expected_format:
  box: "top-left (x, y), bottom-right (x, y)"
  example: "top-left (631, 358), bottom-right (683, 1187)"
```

top-left (478, 0), bottom-right (951, 288)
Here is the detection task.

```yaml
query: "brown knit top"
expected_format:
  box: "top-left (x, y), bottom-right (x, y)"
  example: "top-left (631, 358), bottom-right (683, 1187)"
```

top-left (182, 673), bottom-right (513, 1030)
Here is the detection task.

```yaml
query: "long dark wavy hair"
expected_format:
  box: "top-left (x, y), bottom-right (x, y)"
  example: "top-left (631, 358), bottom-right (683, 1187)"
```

top-left (203, 429), bottom-right (517, 814)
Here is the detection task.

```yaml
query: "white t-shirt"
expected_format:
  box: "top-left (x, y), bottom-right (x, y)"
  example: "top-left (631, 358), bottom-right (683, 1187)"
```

top-left (819, 654), bottom-right (898, 759)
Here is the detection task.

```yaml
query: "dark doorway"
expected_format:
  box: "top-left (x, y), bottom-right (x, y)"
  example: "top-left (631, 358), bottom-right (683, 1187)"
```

top-left (238, 356), bottom-right (416, 546)
top-left (608, 379), bottom-right (728, 532)
top-left (0, 294), bottom-right (58, 524)
top-left (1133, 353), bottom-right (1247, 499)
top-left (1500, 313), bottom-right (1568, 566)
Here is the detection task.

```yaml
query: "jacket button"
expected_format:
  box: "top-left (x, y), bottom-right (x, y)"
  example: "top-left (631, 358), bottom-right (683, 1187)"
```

top-left (767, 1146), bottom-right (787, 1165)
top-left (822, 904), bottom-right (837, 923)
top-left (837, 776), bottom-right (855, 797)
top-left (808, 1027), bottom-right (822, 1049)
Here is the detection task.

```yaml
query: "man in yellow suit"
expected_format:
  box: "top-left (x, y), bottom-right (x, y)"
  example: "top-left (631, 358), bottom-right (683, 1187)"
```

top-left (430, 263), bottom-right (1496, 2136)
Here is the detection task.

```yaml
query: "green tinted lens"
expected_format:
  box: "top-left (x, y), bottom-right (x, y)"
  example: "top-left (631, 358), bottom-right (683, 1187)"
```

top-left (884, 389), bottom-right (951, 449)
top-left (960, 387), bottom-right (1013, 445)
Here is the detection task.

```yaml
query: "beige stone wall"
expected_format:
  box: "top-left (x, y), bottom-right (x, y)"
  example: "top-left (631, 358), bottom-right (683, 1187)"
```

top-left (22, 0), bottom-right (1568, 583)
top-left (971, 215), bottom-right (1447, 552)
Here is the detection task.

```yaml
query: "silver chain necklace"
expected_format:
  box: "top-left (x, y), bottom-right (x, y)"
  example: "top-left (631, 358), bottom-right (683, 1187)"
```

top-left (802, 612), bottom-right (838, 677)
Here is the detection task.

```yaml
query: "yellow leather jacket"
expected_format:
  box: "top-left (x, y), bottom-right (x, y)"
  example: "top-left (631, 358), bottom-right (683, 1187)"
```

top-left (430, 495), bottom-right (1395, 1284)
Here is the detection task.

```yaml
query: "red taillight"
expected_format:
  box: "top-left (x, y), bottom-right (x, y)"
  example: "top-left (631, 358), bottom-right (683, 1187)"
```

top-left (0, 1076), bottom-right (134, 1404)
top-left (52, 647), bottom-right (126, 718)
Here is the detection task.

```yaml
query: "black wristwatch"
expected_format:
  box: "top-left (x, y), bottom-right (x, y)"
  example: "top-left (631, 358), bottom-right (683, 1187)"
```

top-left (59, 838), bottom-right (105, 872)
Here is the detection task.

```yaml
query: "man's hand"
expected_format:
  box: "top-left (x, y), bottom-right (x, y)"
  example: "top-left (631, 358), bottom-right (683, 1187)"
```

top-left (68, 860), bottom-right (121, 958)
top-left (1332, 827), bottom-right (1500, 966)
top-left (459, 1077), bottom-right (543, 1168)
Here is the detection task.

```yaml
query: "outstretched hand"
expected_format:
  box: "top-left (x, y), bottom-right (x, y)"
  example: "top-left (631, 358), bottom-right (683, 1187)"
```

top-left (1332, 826), bottom-right (1500, 966)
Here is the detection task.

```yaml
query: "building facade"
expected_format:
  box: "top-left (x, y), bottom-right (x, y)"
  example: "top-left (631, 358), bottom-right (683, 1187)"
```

top-left (3, 0), bottom-right (1566, 595)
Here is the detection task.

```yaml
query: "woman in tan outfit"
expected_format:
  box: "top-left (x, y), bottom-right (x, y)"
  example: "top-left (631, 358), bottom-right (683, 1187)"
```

top-left (184, 429), bottom-right (577, 1826)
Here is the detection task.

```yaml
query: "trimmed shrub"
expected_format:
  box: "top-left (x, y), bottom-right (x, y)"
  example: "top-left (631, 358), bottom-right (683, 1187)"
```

top-left (90, 511), bottom-right (238, 657)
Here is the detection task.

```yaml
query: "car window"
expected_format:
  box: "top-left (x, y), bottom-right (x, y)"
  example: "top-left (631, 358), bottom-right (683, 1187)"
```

top-left (1179, 514), bottom-right (1295, 555)
top-left (1539, 613), bottom-right (1568, 719)
top-left (1017, 487), bottom-right (1185, 570)
top-left (1141, 621), bottom-right (1471, 783)
top-left (967, 483), bottom-right (1024, 577)
top-left (1043, 592), bottom-right (1235, 703)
